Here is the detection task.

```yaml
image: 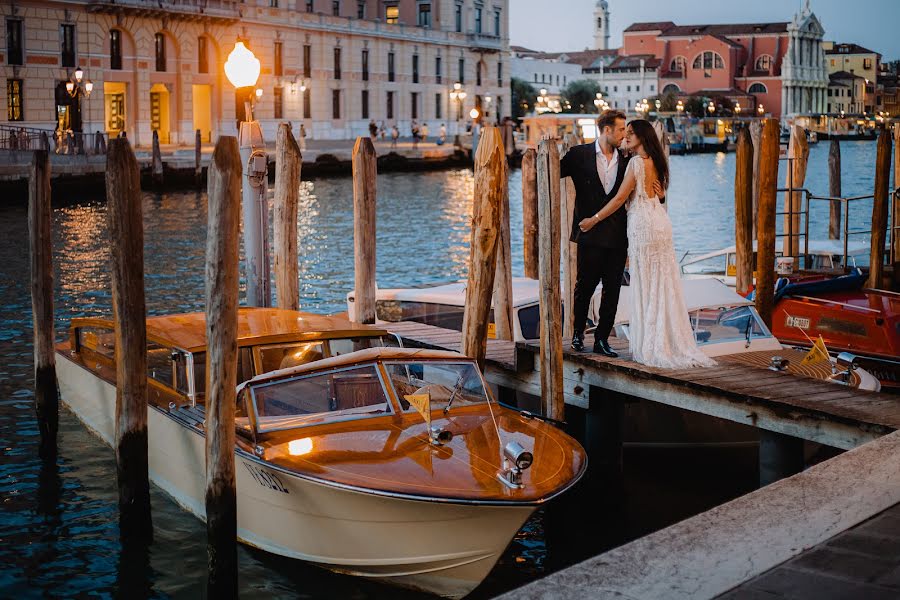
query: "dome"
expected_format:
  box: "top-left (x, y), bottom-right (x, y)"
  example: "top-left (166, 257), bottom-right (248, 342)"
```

top-left (596, 0), bottom-right (608, 9)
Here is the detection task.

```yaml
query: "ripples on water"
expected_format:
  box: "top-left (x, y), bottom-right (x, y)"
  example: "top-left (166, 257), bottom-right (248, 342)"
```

top-left (0, 141), bottom-right (890, 598)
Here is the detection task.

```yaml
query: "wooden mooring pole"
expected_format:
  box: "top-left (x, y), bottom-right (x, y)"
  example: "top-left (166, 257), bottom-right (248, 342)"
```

top-left (493, 139), bottom-right (514, 341)
top-left (892, 124), bottom-right (900, 281)
top-left (151, 130), bottom-right (163, 187)
top-left (274, 123), bottom-right (302, 311)
top-left (560, 134), bottom-right (578, 340)
top-left (756, 118), bottom-right (780, 328)
top-left (351, 136), bottom-right (377, 324)
top-left (195, 129), bottom-right (203, 186)
top-left (29, 150), bottom-right (58, 460)
top-left (461, 127), bottom-right (504, 367)
top-left (521, 148), bottom-right (539, 279)
top-left (750, 119), bottom-right (762, 237)
top-left (782, 125), bottom-right (809, 262)
top-left (734, 127), bottom-right (754, 296)
top-left (868, 126), bottom-right (893, 290)
top-left (204, 136), bottom-right (241, 597)
top-left (536, 137), bottom-right (564, 421)
top-left (106, 138), bottom-right (152, 538)
top-left (828, 139), bottom-right (842, 240)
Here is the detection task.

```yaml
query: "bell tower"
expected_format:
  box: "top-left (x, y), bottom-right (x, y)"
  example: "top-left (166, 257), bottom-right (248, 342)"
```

top-left (594, 0), bottom-right (610, 50)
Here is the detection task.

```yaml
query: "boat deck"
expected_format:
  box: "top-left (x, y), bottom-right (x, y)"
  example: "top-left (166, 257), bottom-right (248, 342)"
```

top-left (386, 321), bottom-right (900, 449)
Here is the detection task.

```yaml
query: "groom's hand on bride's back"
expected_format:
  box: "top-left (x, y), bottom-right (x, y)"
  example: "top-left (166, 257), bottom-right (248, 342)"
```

top-left (652, 180), bottom-right (666, 204)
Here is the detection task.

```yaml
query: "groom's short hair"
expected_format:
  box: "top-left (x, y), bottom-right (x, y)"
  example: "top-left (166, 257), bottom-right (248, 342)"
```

top-left (597, 110), bottom-right (626, 132)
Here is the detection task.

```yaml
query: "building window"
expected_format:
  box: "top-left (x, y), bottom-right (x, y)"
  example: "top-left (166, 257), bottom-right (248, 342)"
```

top-left (6, 20), bottom-right (23, 66)
top-left (362, 49), bottom-right (369, 81)
top-left (61, 24), bottom-right (76, 68)
top-left (333, 47), bottom-right (341, 79)
top-left (303, 45), bottom-right (311, 78)
top-left (274, 41), bottom-right (283, 77)
top-left (494, 9), bottom-right (501, 35)
top-left (458, 58), bottom-right (465, 84)
top-left (385, 4), bottom-right (399, 24)
top-left (475, 8), bottom-right (482, 33)
top-left (357, 1), bottom-right (365, 18)
top-left (476, 62), bottom-right (482, 86)
top-left (332, 89), bottom-right (341, 119)
top-left (496, 95), bottom-right (502, 119)
top-left (332, 0), bottom-right (340, 16)
top-left (7, 78), bottom-right (23, 121)
top-left (435, 92), bottom-right (442, 119)
top-left (626, 85), bottom-right (631, 92)
top-left (306, 0), bottom-right (313, 11)
top-left (435, 56), bottom-right (442, 84)
top-left (670, 55), bottom-right (686, 73)
top-left (412, 54), bottom-right (419, 83)
top-left (830, 59), bottom-right (835, 67)
top-left (455, 4), bottom-right (462, 32)
top-left (755, 54), bottom-right (772, 72)
top-left (155, 33), bottom-right (166, 72)
top-left (748, 82), bottom-right (767, 94)
top-left (613, 85), bottom-right (617, 92)
top-left (388, 51), bottom-right (395, 82)
top-left (555, 75), bottom-right (559, 86)
top-left (303, 87), bottom-right (311, 118)
top-left (662, 83), bottom-right (680, 94)
top-left (650, 84), bottom-right (655, 91)
top-left (497, 62), bottom-right (502, 86)
top-left (411, 92), bottom-right (418, 119)
top-left (863, 58), bottom-right (873, 70)
top-left (418, 3), bottom-right (431, 28)
top-left (362, 89), bottom-right (369, 118)
top-left (110, 30), bottom-right (123, 70)
top-left (387, 91), bottom-right (394, 119)
top-left (274, 86), bottom-right (283, 118)
top-left (692, 51), bottom-right (724, 70)
top-left (635, 85), bottom-right (640, 92)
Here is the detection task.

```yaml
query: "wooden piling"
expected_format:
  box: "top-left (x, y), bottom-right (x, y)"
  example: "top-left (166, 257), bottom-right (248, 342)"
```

top-left (204, 136), bottom-right (242, 597)
top-left (351, 136), bottom-right (377, 324)
top-left (560, 134), bottom-right (578, 341)
top-left (782, 125), bottom-right (809, 261)
top-left (734, 128), bottom-right (754, 296)
top-left (868, 126), bottom-right (893, 289)
top-left (521, 148), bottom-right (539, 279)
top-left (892, 124), bottom-right (900, 266)
top-left (756, 118), bottom-right (780, 328)
top-left (195, 129), bottom-right (202, 185)
top-left (493, 141), bottom-right (514, 341)
top-left (106, 138), bottom-right (152, 538)
top-left (749, 120), bottom-right (762, 237)
top-left (536, 137), bottom-right (564, 421)
top-left (759, 430), bottom-right (804, 487)
top-left (828, 139), bottom-right (842, 240)
top-left (151, 130), bottom-right (163, 187)
top-left (29, 150), bottom-right (58, 460)
top-left (274, 123), bottom-right (302, 311)
top-left (461, 127), bottom-right (504, 366)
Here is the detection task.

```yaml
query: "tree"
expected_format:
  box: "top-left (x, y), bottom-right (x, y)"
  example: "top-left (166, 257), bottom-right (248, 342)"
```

top-left (652, 91), bottom-right (680, 112)
top-left (683, 96), bottom-right (707, 118)
top-left (511, 77), bottom-right (536, 120)
top-left (560, 79), bottom-right (603, 113)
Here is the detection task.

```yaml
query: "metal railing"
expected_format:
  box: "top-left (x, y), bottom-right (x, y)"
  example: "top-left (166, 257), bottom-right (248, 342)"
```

top-left (0, 125), bottom-right (109, 155)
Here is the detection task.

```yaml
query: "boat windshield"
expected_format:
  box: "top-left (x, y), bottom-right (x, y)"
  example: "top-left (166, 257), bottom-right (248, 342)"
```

top-left (383, 361), bottom-right (490, 413)
top-left (688, 305), bottom-right (771, 345)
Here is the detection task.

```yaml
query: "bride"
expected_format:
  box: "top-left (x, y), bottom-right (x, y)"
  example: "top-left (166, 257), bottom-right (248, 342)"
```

top-left (578, 119), bottom-right (715, 369)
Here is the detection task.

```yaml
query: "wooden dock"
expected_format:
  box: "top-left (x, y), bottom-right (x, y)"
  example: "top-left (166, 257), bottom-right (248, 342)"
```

top-left (387, 321), bottom-right (900, 451)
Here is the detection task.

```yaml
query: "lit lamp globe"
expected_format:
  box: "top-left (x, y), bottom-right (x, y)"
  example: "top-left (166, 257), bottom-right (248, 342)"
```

top-left (225, 41), bottom-right (261, 89)
top-left (470, 108), bottom-right (480, 119)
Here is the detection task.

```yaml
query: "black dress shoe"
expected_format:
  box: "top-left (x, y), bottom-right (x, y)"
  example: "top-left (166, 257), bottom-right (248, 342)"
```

top-left (571, 331), bottom-right (585, 352)
top-left (593, 338), bottom-right (619, 358)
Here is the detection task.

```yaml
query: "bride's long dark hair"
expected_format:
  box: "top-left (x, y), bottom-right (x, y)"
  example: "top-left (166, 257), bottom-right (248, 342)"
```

top-left (629, 119), bottom-right (669, 191)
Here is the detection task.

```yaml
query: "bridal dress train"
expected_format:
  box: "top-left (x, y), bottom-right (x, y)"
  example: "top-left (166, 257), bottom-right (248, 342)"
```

top-left (625, 158), bottom-right (716, 369)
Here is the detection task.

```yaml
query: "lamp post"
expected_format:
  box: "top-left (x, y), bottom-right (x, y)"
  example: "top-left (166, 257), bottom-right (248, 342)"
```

top-left (707, 100), bottom-right (715, 116)
top-left (594, 91), bottom-right (604, 113)
top-left (758, 103), bottom-right (765, 116)
top-left (225, 40), bottom-right (271, 307)
top-left (536, 88), bottom-right (549, 113)
top-left (449, 82), bottom-right (467, 146)
top-left (676, 99), bottom-right (684, 117)
top-left (65, 66), bottom-right (93, 151)
top-left (655, 99), bottom-right (661, 114)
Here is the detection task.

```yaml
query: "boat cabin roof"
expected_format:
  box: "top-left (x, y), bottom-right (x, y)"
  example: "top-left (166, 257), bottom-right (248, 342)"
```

top-left (75, 308), bottom-right (388, 353)
top-left (681, 240), bottom-right (870, 266)
top-left (373, 277), bottom-right (540, 308)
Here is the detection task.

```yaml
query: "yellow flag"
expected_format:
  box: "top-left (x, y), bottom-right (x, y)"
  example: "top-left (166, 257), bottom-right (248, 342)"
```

top-left (800, 335), bottom-right (830, 365)
top-left (404, 393), bottom-right (431, 428)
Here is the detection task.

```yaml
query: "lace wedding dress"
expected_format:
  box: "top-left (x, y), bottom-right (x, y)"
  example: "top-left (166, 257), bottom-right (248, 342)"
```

top-left (626, 158), bottom-right (716, 369)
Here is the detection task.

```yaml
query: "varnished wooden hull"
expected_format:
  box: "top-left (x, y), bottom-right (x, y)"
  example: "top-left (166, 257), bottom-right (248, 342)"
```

top-left (56, 352), bottom-right (535, 598)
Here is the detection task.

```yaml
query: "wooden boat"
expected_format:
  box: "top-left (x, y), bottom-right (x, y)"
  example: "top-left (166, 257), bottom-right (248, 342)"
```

top-left (55, 308), bottom-right (586, 598)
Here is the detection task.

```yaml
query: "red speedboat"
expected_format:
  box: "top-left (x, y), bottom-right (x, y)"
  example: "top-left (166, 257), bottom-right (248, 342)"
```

top-left (769, 270), bottom-right (900, 391)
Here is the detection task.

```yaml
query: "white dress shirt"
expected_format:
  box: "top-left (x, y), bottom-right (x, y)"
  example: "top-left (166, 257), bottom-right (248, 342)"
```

top-left (594, 139), bottom-right (618, 195)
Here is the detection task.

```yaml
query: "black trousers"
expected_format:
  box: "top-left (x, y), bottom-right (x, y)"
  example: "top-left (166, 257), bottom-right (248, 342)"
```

top-left (573, 244), bottom-right (627, 341)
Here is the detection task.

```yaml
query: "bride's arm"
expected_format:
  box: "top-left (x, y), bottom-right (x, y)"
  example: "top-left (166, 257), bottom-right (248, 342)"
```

top-left (578, 170), bottom-right (636, 232)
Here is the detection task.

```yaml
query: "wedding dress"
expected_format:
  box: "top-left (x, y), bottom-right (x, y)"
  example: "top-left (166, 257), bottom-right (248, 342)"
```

top-left (625, 157), bottom-right (716, 369)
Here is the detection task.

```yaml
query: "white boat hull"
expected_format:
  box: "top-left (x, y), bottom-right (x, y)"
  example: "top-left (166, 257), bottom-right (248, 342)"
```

top-left (56, 354), bottom-right (534, 598)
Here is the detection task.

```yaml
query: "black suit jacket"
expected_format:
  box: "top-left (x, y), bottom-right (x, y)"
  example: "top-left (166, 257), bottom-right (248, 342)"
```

top-left (560, 142), bottom-right (630, 249)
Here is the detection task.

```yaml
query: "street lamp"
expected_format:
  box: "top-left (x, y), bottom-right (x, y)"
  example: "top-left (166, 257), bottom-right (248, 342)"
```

top-left (735, 102), bottom-right (741, 116)
top-left (536, 88), bottom-right (549, 113)
top-left (593, 91), bottom-right (604, 113)
top-left (449, 82), bottom-right (467, 144)
top-left (676, 99), bottom-right (684, 116)
top-left (224, 40), bottom-right (270, 307)
top-left (758, 103), bottom-right (765, 116)
top-left (707, 101), bottom-right (715, 116)
top-left (655, 99), bottom-right (661, 113)
top-left (484, 94), bottom-right (492, 121)
top-left (65, 66), bottom-right (93, 142)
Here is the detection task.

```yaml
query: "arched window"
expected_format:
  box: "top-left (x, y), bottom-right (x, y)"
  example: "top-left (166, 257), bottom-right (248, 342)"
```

top-left (748, 82), bottom-right (767, 94)
top-left (670, 56), bottom-right (686, 73)
top-left (662, 83), bottom-right (681, 94)
top-left (692, 51), bottom-right (724, 70)
top-left (755, 54), bottom-right (773, 72)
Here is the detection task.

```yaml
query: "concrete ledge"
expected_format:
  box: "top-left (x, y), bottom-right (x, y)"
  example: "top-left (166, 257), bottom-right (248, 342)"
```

top-left (499, 429), bottom-right (900, 600)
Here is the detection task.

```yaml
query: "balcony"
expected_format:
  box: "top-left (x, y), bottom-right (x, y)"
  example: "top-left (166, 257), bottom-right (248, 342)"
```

top-left (467, 32), bottom-right (503, 53)
top-left (86, 0), bottom-right (240, 23)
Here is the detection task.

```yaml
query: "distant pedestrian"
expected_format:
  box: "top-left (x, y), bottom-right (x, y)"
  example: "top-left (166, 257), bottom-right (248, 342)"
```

top-left (298, 123), bottom-right (307, 151)
top-left (390, 124), bottom-right (399, 149)
top-left (420, 123), bottom-right (429, 142)
top-left (379, 121), bottom-right (386, 140)
top-left (368, 119), bottom-right (378, 139)
top-left (411, 120), bottom-right (419, 150)
top-left (439, 123), bottom-right (447, 145)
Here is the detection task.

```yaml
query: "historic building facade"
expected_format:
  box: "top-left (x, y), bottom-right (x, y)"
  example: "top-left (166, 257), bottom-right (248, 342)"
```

top-left (824, 42), bottom-right (881, 114)
top-left (1, 0), bottom-right (509, 145)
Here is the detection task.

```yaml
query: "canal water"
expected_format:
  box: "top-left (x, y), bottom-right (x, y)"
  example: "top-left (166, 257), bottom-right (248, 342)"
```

top-left (0, 141), bottom-right (891, 598)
